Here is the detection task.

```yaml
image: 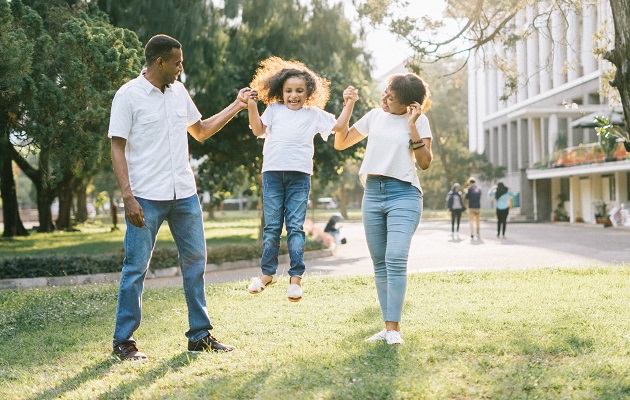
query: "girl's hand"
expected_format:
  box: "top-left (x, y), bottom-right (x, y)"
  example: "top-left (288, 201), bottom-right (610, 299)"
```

top-left (408, 101), bottom-right (422, 123)
top-left (342, 86), bottom-right (359, 104)
top-left (248, 89), bottom-right (258, 106)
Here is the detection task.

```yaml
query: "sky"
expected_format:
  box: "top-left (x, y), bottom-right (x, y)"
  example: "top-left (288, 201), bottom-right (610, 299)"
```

top-left (342, 0), bottom-right (449, 78)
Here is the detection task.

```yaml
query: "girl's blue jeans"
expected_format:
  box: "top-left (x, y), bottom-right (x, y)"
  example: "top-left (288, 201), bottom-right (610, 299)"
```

top-left (362, 176), bottom-right (422, 323)
top-left (260, 171), bottom-right (310, 277)
top-left (113, 194), bottom-right (212, 347)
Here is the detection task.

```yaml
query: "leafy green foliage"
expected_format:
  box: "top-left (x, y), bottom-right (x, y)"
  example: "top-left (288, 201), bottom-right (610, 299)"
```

top-left (595, 115), bottom-right (625, 159)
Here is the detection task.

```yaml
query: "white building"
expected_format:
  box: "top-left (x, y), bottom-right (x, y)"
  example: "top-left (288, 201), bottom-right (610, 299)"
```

top-left (467, 0), bottom-right (628, 224)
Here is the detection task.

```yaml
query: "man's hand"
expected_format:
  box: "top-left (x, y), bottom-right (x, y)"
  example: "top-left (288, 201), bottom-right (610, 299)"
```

top-left (124, 197), bottom-right (145, 228)
top-left (236, 87), bottom-right (252, 109)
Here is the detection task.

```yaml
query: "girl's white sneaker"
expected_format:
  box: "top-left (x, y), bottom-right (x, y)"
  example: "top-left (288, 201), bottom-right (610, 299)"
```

top-left (386, 330), bottom-right (404, 345)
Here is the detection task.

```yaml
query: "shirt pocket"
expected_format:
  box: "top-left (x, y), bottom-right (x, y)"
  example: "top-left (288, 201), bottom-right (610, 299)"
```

top-left (137, 112), bottom-right (161, 134)
top-left (176, 108), bottom-right (188, 130)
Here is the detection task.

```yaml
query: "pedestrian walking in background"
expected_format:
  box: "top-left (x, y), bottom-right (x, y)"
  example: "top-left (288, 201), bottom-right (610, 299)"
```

top-left (488, 182), bottom-right (512, 238)
top-left (465, 177), bottom-right (482, 239)
top-left (446, 182), bottom-right (465, 236)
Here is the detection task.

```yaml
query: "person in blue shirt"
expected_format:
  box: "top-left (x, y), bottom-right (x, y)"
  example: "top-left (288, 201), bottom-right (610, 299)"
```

top-left (488, 182), bottom-right (512, 238)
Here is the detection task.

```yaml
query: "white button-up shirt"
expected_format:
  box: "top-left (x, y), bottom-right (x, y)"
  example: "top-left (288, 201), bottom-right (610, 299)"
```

top-left (108, 75), bottom-right (202, 201)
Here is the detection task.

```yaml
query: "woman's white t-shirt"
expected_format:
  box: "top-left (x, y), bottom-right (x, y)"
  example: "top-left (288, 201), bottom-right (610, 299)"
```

top-left (259, 102), bottom-right (336, 175)
top-left (353, 108), bottom-right (432, 192)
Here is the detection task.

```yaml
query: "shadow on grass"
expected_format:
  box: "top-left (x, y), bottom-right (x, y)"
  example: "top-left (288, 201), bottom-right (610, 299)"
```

top-left (275, 306), bottom-right (402, 398)
top-left (32, 358), bottom-right (119, 400)
top-left (98, 352), bottom-right (200, 399)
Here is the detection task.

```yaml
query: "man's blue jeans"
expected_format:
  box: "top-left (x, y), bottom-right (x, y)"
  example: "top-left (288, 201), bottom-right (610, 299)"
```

top-left (113, 194), bottom-right (212, 346)
top-left (260, 171), bottom-right (310, 277)
top-left (362, 176), bottom-right (422, 323)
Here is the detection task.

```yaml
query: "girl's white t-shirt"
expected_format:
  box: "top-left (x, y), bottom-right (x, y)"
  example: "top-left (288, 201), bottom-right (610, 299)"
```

top-left (260, 102), bottom-right (336, 175)
top-left (353, 108), bottom-right (432, 192)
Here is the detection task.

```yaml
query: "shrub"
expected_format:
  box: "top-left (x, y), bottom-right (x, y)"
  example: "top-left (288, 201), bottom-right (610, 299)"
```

top-left (0, 241), bottom-right (324, 279)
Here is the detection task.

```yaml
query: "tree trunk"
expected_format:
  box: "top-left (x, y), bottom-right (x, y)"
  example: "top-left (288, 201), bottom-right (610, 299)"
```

top-left (75, 178), bottom-right (89, 223)
top-left (430, 119), bottom-right (455, 188)
top-left (11, 145), bottom-right (56, 232)
top-left (56, 175), bottom-right (75, 231)
top-left (0, 130), bottom-right (29, 237)
top-left (605, 0), bottom-right (630, 133)
top-left (338, 185), bottom-right (349, 219)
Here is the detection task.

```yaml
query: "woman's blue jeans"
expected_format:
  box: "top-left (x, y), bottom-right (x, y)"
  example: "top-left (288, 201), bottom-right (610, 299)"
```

top-left (260, 171), bottom-right (310, 277)
top-left (113, 194), bottom-right (212, 346)
top-left (362, 176), bottom-right (422, 323)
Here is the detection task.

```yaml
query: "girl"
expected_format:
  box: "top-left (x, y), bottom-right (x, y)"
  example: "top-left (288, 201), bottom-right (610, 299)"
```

top-left (488, 182), bottom-right (512, 238)
top-left (334, 73), bottom-right (433, 345)
top-left (246, 56), bottom-right (356, 302)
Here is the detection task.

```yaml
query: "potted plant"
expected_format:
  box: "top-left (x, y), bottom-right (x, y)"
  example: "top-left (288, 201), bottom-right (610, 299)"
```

top-left (593, 199), bottom-right (612, 226)
top-left (553, 194), bottom-right (569, 221)
top-left (595, 116), bottom-right (626, 157)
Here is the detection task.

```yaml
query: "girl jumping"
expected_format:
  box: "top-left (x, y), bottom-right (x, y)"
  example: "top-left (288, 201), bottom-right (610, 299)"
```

top-left (246, 56), bottom-right (357, 302)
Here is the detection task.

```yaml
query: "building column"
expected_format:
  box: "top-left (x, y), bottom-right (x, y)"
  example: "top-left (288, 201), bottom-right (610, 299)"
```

top-left (548, 114), bottom-right (559, 159)
top-left (467, 57), bottom-right (479, 152)
top-left (526, 5), bottom-right (540, 98)
top-left (566, 8), bottom-right (581, 80)
top-left (551, 8), bottom-right (567, 87)
top-left (537, 1), bottom-right (553, 92)
top-left (581, 0), bottom-right (598, 74)
top-left (516, 11), bottom-right (528, 102)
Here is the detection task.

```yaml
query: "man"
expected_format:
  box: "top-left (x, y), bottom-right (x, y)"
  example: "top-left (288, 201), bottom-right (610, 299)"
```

top-left (465, 177), bottom-right (482, 239)
top-left (108, 34), bottom-right (250, 361)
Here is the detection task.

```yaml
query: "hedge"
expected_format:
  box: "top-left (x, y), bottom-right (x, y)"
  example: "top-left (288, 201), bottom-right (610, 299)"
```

top-left (0, 241), bottom-right (324, 279)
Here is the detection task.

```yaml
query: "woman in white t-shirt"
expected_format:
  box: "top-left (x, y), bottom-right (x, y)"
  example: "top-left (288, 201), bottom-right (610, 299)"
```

top-left (334, 73), bottom-right (433, 345)
top-left (246, 56), bottom-right (357, 302)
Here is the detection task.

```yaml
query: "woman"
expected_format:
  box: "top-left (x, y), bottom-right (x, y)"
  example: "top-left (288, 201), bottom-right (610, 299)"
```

top-left (446, 183), bottom-right (465, 235)
top-left (488, 182), bottom-right (511, 238)
top-left (334, 73), bottom-right (433, 345)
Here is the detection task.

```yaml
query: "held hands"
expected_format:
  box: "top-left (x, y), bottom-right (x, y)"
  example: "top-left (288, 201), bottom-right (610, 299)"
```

top-left (248, 89), bottom-right (259, 107)
top-left (342, 86), bottom-right (359, 106)
top-left (236, 87), bottom-right (253, 109)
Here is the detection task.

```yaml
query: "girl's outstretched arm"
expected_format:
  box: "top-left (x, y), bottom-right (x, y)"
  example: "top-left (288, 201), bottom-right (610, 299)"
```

top-left (334, 86), bottom-right (364, 150)
top-left (248, 90), bottom-right (265, 137)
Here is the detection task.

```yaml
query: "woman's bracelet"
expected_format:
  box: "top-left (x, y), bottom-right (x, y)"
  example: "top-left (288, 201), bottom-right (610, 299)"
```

top-left (412, 143), bottom-right (426, 150)
top-left (409, 138), bottom-right (424, 149)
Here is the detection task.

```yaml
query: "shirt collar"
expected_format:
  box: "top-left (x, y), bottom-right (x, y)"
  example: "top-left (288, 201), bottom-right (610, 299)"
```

top-left (139, 71), bottom-right (172, 94)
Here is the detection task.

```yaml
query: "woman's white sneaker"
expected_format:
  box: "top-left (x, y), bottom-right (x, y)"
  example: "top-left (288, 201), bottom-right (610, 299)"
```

top-left (366, 329), bottom-right (403, 342)
top-left (365, 329), bottom-right (387, 342)
top-left (385, 330), bottom-right (404, 345)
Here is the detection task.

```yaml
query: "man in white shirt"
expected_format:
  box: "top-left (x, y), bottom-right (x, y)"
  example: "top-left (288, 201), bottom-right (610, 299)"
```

top-left (109, 34), bottom-right (250, 361)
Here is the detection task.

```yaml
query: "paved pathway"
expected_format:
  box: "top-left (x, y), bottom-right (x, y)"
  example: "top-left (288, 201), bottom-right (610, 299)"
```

top-left (146, 220), bottom-right (630, 288)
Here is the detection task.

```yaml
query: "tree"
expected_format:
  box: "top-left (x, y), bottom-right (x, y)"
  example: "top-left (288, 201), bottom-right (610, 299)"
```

top-left (358, 0), bottom-right (630, 141)
top-left (9, 0), bottom-right (143, 231)
top-left (0, 0), bottom-right (35, 237)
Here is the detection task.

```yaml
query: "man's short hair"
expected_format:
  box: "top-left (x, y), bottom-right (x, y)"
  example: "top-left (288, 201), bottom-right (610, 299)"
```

top-left (145, 34), bottom-right (181, 66)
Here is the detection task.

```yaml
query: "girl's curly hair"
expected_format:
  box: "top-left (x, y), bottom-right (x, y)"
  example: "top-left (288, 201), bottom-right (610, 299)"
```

top-left (250, 56), bottom-right (330, 109)
top-left (387, 73), bottom-right (432, 113)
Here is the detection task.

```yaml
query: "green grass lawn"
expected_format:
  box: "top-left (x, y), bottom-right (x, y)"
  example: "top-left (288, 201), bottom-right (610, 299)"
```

top-left (2, 267), bottom-right (630, 399)
top-left (0, 209), bottom-right (364, 259)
